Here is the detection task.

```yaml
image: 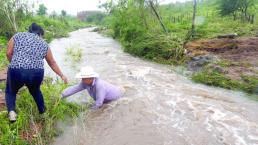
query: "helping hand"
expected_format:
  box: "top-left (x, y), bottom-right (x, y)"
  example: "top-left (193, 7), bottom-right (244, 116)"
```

top-left (61, 75), bottom-right (68, 84)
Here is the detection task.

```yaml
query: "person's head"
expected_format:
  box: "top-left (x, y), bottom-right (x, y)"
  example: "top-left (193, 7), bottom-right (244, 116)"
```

top-left (75, 66), bottom-right (99, 85)
top-left (82, 78), bottom-right (94, 85)
top-left (28, 23), bottom-right (44, 37)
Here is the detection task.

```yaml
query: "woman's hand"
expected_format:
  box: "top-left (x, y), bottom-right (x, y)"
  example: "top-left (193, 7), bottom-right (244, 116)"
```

top-left (61, 75), bottom-right (68, 84)
top-left (46, 48), bottom-right (68, 83)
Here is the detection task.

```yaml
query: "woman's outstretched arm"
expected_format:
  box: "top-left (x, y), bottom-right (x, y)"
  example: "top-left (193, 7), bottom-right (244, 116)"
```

top-left (62, 83), bottom-right (85, 98)
top-left (45, 48), bottom-right (68, 83)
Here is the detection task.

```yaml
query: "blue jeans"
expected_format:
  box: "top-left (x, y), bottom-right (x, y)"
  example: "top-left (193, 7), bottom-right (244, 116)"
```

top-left (5, 68), bottom-right (45, 113)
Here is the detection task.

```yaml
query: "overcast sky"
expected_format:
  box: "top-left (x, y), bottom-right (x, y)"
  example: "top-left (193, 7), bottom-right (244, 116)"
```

top-left (34, 0), bottom-right (192, 15)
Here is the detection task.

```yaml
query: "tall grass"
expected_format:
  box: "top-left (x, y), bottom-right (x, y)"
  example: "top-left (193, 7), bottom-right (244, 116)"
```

top-left (0, 80), bottom-right (84, 145)
top-left (65, 45), bottom-right (83, 62)
top-left (124, 33), bottom-right (185, 64)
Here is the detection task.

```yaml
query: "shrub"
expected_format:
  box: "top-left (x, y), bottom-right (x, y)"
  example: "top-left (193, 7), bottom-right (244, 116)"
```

top-left (124, 33), bottom-right (185, 64)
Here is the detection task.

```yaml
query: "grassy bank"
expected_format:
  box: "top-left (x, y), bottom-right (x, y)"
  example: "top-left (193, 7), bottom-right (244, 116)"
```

top-left (192, 68), bottom-right (258, 96)
top-left (0, 80), bottom-right (83, 145)
top-left (0, 14), bottom-right (88, 144)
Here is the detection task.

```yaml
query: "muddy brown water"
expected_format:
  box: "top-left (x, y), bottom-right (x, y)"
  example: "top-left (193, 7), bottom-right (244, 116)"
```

top-left (45, 28), bottom-right (258, 145)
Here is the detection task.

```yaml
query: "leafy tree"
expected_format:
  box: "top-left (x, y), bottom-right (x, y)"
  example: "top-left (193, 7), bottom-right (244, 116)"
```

top-left (85, 12), bottom-right (106, 24)
top-left (219, 0), bottom-right (255, 19)
top-left (50, 11), bottom-right (58, 18)
top-left (61, 10), bottom-right (67, 17)
top-left (37, 4), bottom-right (47, 15)
top-left (219, 0), bottom-right (239, 16)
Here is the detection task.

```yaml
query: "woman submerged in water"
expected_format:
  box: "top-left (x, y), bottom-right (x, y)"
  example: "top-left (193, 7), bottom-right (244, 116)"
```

top-left (62, 66), bottom-right (123, 109)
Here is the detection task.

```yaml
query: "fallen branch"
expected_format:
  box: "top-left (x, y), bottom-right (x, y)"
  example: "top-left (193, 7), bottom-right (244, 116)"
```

top-left (217, 33), bottom-right (238, 39)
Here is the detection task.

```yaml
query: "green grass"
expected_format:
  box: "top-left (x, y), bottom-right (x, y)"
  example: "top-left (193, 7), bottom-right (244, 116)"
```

top-left (192, 69), bottom-right (258, 96)
top-left (192, 69), bottom-right (243, 90)
top-left (241, 75), bottom-right (258, 94)
top-left (0, 80), bottom-right (84, 145)
top-left (0, 48), bottom-right (8, 70)
top-left (65, 45), bottom-right (83, 62)
top-left (161, 1), bottom-right (258, 39)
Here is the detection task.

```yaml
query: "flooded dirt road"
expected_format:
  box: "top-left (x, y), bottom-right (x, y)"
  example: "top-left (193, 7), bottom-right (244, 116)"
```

top-left (45, 28), bottom-right (258, 145)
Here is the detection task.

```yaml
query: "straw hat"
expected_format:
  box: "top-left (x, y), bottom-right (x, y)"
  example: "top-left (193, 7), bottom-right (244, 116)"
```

top-left (75, 66), bottom-right (99, 79)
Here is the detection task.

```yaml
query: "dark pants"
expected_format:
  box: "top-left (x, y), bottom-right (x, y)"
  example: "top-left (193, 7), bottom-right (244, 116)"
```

top-left (5, 68), bottom-right (45, 113)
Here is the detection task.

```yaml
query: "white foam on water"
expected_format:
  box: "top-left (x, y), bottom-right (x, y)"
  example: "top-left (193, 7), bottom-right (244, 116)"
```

top-left (204, 106), bottom-right (258, 145)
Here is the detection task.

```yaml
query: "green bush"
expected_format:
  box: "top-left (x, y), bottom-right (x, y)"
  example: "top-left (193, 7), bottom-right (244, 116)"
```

top-left (19, 16), bottom-right (88, 42)
top-left (124, 33), bottom-right (185, 64)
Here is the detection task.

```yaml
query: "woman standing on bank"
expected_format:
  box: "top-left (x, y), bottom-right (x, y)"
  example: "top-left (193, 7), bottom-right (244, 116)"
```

top-left (5, 23), bottom-right (68, 122)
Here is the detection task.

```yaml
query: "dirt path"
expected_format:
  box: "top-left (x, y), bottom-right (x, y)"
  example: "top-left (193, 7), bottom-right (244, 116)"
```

top-left (185, 37), bottom-right (258, 80)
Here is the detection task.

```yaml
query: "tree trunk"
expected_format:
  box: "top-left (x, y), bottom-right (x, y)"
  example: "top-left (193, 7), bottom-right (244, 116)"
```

top-left (191, 0), bottom-right (197, 38)
top-left (149, 0), bottom-right (167, 33)
top-left (233, 12), bottom-right (236, 21)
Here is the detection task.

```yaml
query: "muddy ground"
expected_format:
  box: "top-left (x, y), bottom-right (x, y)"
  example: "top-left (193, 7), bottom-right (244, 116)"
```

top-left (185, 37), bottom-right (258, 80)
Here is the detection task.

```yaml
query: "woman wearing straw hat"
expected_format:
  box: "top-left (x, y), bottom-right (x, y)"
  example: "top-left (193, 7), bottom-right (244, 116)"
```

top-left (61, 66), bottom-right (123, 109)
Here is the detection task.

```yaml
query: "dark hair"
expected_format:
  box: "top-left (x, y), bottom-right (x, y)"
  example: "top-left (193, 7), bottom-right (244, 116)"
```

top-left (28, 23), bottom-right (44, 36)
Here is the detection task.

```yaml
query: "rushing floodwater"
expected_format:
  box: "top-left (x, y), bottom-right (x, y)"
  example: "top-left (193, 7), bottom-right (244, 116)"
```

top-left (45, 28), bottom-right (258, 145)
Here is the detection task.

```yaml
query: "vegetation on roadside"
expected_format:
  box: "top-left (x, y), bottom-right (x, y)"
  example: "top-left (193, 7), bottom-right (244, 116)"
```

top-left (0, 1), bottom-right (88, 144)
top-left (99, 0), bottom-right (187, 64)
top-left (0, 80), bottom-right (83, 145)
top-left (96, 0), bottom-right (258, 96)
